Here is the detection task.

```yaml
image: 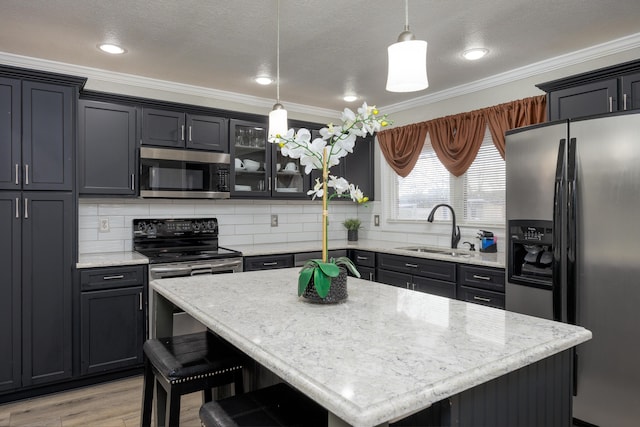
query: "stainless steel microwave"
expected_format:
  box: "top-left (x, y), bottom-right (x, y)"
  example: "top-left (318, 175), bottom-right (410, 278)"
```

top-left (139, 147), bottom-right (230, 199)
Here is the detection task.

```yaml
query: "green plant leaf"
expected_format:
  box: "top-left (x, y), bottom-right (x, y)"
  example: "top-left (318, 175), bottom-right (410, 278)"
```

top-left (313, 268), bottom-right (331, 298)
top-left (316, 261), bottom-right (340, 277)
top-left (298, 267), bottom-right (314, 296)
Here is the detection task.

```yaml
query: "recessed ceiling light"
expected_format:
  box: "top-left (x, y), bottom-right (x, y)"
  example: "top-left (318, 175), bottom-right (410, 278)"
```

top-left (98, 43), bottom-right (126, 55)
top-left (462, 48), bottom-right (488, 61)
top-left (343, 95), bottom-right (358, 102)
top-left (255, 76), bottom-right (273, 85)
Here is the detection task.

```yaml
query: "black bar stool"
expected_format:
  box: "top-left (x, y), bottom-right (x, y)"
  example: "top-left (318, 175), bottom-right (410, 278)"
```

top-left (141, 331), bottom-right (245, 427)
top-left (199, 382), bottom-right (327, 427)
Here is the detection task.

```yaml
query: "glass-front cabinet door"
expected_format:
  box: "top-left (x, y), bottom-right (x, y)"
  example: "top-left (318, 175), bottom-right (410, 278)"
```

top-left (230, 119), bottom-right (310, 198)
top-left (230, 120), bottom-right (269, 196)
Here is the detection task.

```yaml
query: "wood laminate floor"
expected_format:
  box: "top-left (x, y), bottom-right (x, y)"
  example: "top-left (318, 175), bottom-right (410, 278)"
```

top-left (0, 376), bottom-right (203, 427)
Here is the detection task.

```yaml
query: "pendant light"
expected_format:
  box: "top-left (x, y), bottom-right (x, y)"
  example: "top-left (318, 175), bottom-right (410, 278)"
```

top-left (268, 0), bottom-right (288, 141)
top-left (386, 0), bottom-right (428, 92)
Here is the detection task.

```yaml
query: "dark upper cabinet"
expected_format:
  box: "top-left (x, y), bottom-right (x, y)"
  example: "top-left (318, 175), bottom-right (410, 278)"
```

top-left (548, 79), bottom-right (618, 121)
top-left (141, 107), bottom-right (228, 152)
top-left (22, 82), bottom-right (74, 191)
top-left (78, 100), bottom-right (138, 195)
top-left (21, 192), bottom-right (74, 387)
top-left (0, 78), bottom-right (20, 191)
top-left (0, 80), bottom-right (73, 191)
top-left (621, 72), bottom-right (640, 111)
top-left (538, 59), bottom-right (640, 121)
top-left (0, 193), bottom-right (21, 392)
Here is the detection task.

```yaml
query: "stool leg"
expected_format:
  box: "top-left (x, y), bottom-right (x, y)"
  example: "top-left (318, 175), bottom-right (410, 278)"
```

top-left (140, 359), bottom-right (154, 427)
top-left (156, 378), bottom-right (168, 427)
top-left (166, 388), bottom-right (181, 427)
top-left (234, 369), bottom-right (244, 395)
top-left (203, 388), bottom-right (213, 403)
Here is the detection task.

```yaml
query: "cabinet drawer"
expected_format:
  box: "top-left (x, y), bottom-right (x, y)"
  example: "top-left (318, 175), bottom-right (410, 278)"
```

top-left (413, 276), bottom-right (456, 299)
top-left (357, 266), bottom-right (376, 281)
top-left (80, 265), bottom-right (146, 291)
top-left (244, 254), bottom-right (294, 271)
top-left (351, 250), bottom-right (375, 268)
top-left (457, 285), bottom-right (505, 309)
top-left (458, 265), bottom-right (505, 292)
top-left (294, 250), bottom-right (347, 267)
top-left (377, 253), bottom-right (456, 282)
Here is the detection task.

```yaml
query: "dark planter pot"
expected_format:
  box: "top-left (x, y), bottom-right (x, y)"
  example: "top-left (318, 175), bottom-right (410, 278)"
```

top-left (347, 229), bottom-right (359, 242)
top-left (302, 267), bottom-right (348, 304)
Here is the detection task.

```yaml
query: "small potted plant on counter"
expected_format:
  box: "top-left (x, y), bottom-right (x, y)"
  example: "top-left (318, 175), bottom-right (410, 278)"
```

top-left (343, 218), bottom-right (362, 242)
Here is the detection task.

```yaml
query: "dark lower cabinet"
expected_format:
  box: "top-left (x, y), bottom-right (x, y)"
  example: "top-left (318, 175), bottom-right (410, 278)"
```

top-left (0, 192), bottom-right (74, 393)
top-left (79, 266), bottom-right (147, 375)
top-left (456, 264), bottom-right (505, 309)
top-left (350, 250), bottom-right (376, 281)
top-left (244, 254), bottom-right (294, 271)
top-left (376, 254), bottom-right (457, 299)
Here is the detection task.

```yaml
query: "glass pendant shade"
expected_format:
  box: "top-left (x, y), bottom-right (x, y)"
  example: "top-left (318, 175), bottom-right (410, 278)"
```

top-left (386, 39), bottom-right (428, 92)
top-left (268, 104), bottom-right (288, 141)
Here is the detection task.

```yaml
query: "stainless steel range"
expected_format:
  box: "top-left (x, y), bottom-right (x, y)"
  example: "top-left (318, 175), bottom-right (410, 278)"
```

top-left (134, 217), bottom-right (243, 336)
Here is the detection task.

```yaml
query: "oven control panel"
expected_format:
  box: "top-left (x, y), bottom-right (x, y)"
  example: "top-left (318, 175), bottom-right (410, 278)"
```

top-left (133, 218), bottom-right (218, 237)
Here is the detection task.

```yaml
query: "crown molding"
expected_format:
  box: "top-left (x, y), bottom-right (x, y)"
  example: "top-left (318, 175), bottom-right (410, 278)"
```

top-left (382, 32), bottom-right (640, 114)
top-left (0, 51), bottom-right (339, 118)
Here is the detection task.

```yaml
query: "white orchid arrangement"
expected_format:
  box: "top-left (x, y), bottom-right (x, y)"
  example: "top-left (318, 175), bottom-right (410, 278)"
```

top-left (270, 103), bottom-right (390, 298)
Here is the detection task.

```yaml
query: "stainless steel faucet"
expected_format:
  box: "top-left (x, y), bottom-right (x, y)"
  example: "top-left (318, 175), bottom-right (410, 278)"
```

top-left (427, 204), bottom-right (461, 249)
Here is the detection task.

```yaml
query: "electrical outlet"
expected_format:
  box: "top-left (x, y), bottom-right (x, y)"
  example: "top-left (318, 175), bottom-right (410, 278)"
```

top-left (99, 217), bottom-right (110, 232)
top-left (271, 214), bottom-right (278, 227)
top-left (374, 215), bottom-right (380, 226)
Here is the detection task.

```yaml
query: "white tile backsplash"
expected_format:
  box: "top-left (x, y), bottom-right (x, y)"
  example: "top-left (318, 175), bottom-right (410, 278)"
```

top-left (78, 198), bottom-right (505, 255)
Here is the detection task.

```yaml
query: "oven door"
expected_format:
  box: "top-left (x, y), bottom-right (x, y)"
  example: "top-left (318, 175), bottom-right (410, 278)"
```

top-left (148, 258), bottom-right (243, 336)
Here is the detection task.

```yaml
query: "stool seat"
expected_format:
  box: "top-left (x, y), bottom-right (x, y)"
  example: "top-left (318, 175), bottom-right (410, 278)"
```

top-left (141, 332), bottom-right (245, 427)
top-left (199, 383), bottom-right (327, 427)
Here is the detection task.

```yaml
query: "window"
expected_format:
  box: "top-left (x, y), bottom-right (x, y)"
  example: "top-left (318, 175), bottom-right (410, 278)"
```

top-left (391, 128), bottom-right (505, 225)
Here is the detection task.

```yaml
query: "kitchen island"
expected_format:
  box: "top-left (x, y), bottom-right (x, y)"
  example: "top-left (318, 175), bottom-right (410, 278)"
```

top-left (150, 268), bottom-right (590, 427)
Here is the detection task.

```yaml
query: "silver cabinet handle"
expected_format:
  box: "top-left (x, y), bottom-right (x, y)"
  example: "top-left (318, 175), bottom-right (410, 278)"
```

top-left (188, 125), bottom-right (192, 142)
top-left (406, 281), bottom-right (411, 289)
top-left (24, 164), bottom-right (29, 185)
top-left (131, 174), bottom-right (135, 190)
top-left (472, 274), bottom-right (491, 281)
top-left (405, 263), bottom-right (418, 268)
top-left (15, 198), bottom-right (19, 218)
top-left (262, 261), bottom-right (278, 266)
top-left (356, 256), bottom-right (369, 261)
top-left (609, 96), bottom-right (613, 112)
top-left (15, 164), bottom-right (19, 185)
top-left (269, 176), bottom-right (273, 191)
top-left (24, 198), bottom-right (28, 219)
top-left (624, 93), bottom-right (627, 110)
top-left (473, 295), bottom-right (492, 303)
top-left (368, 272), bottom-right (373, 280)
top-left (139, 292), bottom-right (143, 311)
top-left (181, 125), bottom-right (185, 141)
top-left (103, 274), bottom-right (125, 280)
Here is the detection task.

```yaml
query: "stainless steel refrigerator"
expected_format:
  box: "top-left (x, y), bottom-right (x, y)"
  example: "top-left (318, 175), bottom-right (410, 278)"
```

top-left (505, 111), bottom-right (640, 426)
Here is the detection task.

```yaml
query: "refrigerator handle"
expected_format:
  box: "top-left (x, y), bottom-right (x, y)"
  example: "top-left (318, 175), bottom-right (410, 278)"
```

top-left (552, 138), bottom-right (566, 322)
top-left (567, 137), bottom-right (578, 325)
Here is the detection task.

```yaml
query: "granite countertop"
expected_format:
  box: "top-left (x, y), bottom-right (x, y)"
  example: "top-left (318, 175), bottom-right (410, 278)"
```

top-left (228, 239), bottom-right (505, 268)
top-left (151, 268), bottom-right (590, 426)
top-left (76, 251), bottom-right (149, 269)
top-left (76, 239), bottom-right (504, 269)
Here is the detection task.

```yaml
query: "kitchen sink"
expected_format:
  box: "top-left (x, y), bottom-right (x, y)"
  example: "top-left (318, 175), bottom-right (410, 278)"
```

top-left (395, 246), bottom-right (470, 257)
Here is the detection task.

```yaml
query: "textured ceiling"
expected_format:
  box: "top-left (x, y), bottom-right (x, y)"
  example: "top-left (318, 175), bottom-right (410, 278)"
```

top-left (1, 0), bottom-right (640, 111)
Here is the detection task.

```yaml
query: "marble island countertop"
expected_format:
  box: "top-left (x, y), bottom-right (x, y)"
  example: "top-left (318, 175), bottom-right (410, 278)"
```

top-left (76, 239), bottom-right (504, 269)
top-left (151, 268), bottom-right (590, 426)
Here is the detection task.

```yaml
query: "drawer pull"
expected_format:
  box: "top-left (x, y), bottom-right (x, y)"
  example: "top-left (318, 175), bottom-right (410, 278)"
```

top-left (139, 292), bottom-right (143, 311)
top-left (472, 274), bottom-right (491, 281)
top-left (368, 272), bottom-right (374, 280)
top-left (405, 263), bottom-right (418, 268)
top-left (356, 256), bottom-right (369, 260)
top-left (473, 296), bottom-right (492, 303)
top-left (262, 261), bottom-right (278, 266)
top-left (103, 274), bottom-right (125, 280)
